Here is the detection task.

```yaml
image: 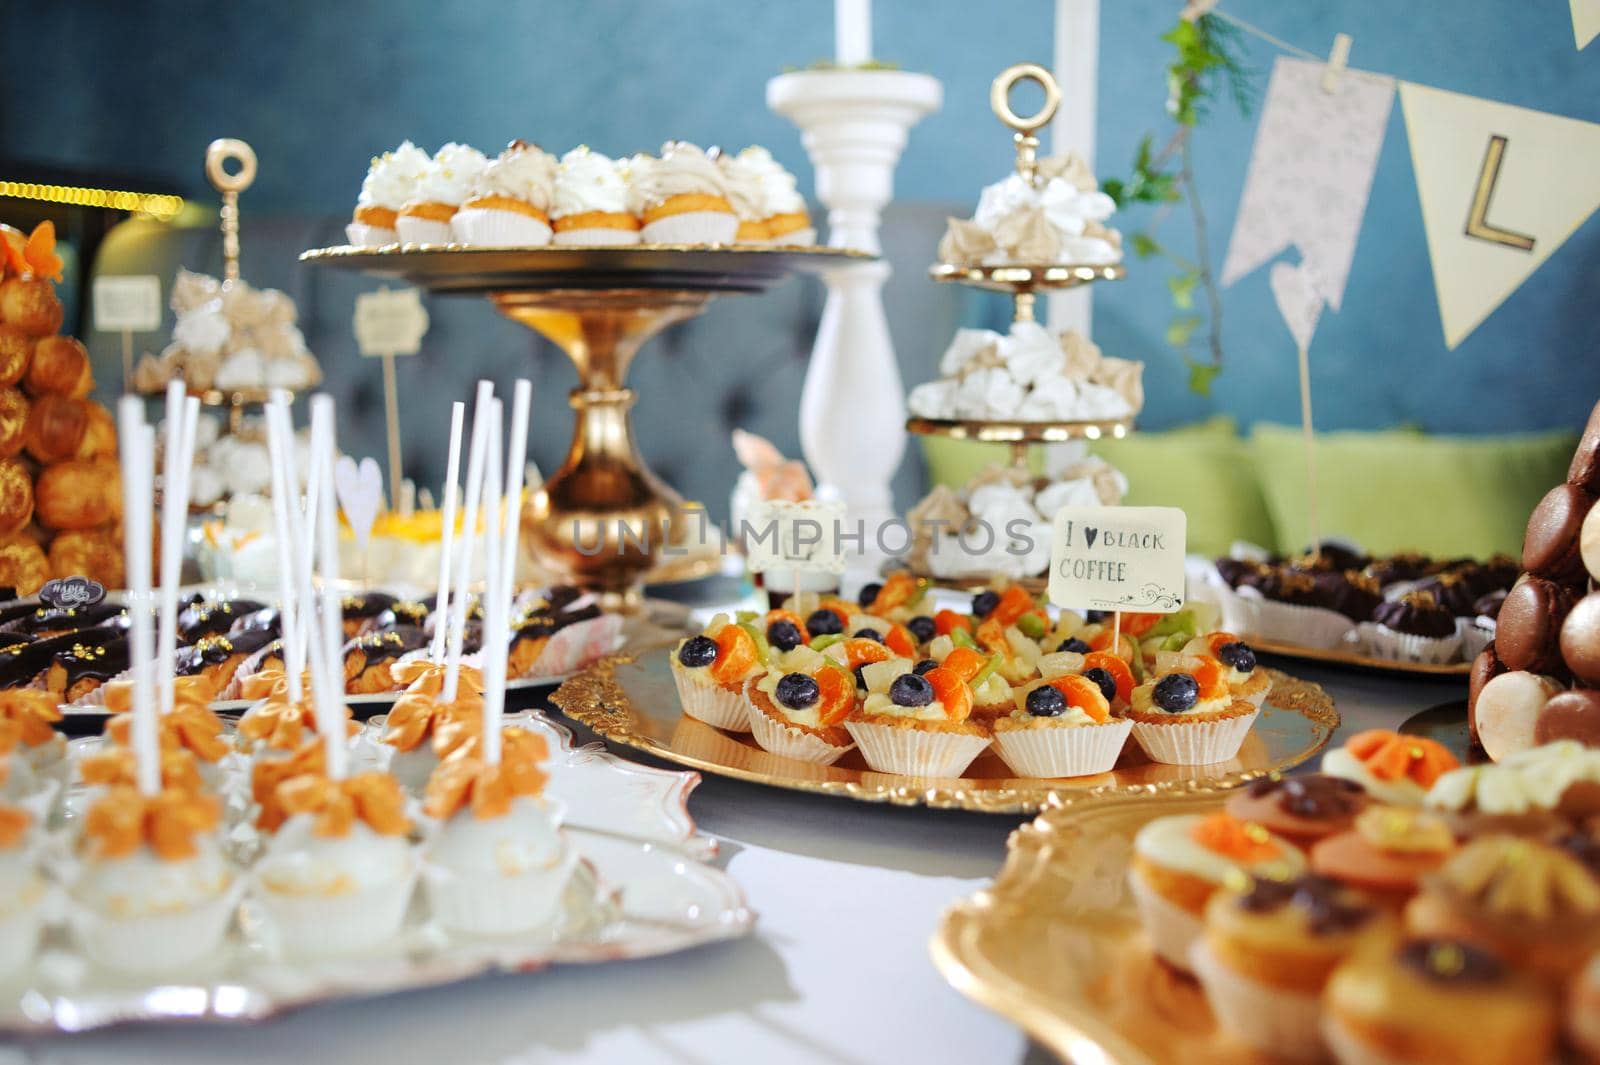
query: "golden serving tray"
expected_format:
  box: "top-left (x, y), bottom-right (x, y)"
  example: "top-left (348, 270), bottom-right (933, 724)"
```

top-left (1243, 633), bottom-right (1472, 679)
top-left (932, 790), bottom-right (1258, 1063)
top-left (550, 647), bottom-right (1339, 814)
top-left (905, 415), bottom-right (1133, 443)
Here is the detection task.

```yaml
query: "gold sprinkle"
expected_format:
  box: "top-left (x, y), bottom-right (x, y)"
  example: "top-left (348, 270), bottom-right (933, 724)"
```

top-left (1429, 942), bottom-right (1465, 977)
top-left (1408, 745), bottom-right (1425, 761)
top-left (1243, 821), bottom-right (1270, 844)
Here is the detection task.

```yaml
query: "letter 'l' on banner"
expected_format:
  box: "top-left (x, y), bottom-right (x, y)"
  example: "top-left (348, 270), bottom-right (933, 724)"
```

top-left (1399, 81), bottom-right (1600, 349)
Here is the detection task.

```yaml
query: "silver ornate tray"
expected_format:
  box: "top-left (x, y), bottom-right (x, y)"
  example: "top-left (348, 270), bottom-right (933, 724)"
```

top-left (3, 711), bottom-right (750, 1032)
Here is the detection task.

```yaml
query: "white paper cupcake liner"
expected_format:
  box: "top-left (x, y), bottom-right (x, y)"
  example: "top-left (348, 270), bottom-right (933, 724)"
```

top-left (345, 222), bottom-right (397, 247)
top-left (0, 881), bottom-right (45, 978)
top-left (553, 225), bottom-right (640, 246)
top-left (1362, 622), bottom-right (1462, 664)
top-left (764, 227), bottom-right (817, 246)
top-left (252, 864), bottom-right (416, 958)
top-left (395, 216), bottom-right (454, 244)
top-left (992, 719), bottom-right (1132, 778)
top-left (640, 210), bottom-right (739, 245)
top-left (73, 880), bottom-right (242, 974)
top-left (450, 206), bottom-right (552, 247)
top-left (744, 684), bottom-right (853, 766)
top-left (1127, 868), bottom-right (1205, 972)
top-left (671, 660), bottom-right (752, 732)
top-left (843, 719), bottom-right (992, 778)
top-left (1131, 710), bottom-right (1259, 766)
top-left (423, 845), bottom-right (576, 936)
top-left (1227, 588), bottom-right (1355, 649)
top-left (1458, 617), bottom-right (1494, 661)
top-left (1190, 939), bottom-right (1325, 1061)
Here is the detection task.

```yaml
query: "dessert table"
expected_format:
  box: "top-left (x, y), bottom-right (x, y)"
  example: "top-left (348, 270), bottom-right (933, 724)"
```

top-left (3, 580), bottom-right (1457, 1065)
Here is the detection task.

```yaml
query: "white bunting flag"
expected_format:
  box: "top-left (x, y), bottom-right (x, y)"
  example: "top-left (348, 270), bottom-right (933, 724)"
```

top-left (1399, 82), bottom-right (1600, 349)
top-left (1572, 0), bottom-right (1600, 49)
top-left (1269, 260), bottom-right (1324, 352)
top-left (1221, 57), bottom-right (1395, 315)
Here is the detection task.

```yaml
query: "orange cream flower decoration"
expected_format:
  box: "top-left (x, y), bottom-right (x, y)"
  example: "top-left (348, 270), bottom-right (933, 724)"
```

top-left (1189, 812), bottom-right (1284, 862)
top-left (423, 728), bottom-right (550, 821)
top-left (0, 689), bottom-right (62, 748)
top-left (274, 771), bottom-right (411, 839)
top-left (104, 674), bottom-right (218, 712)
top-left (1344, 729), bottom-right (1460, 789)
top-left (393, 659), bottom-right (485, 698)
top-left (236, 669), bottom-right (357, 751)
top-left (106, 702), bottom-right (229, 763)
top-left (0, 717), bottom-right (18, 787)
top-left (238, 668), bottom-right (312, 703)
top-left (251, 739), bottom-right (325, 831)
top-left (0, 804), bottom-right (29, 849)
top-left (81, 785), bottom-right (221, 861)
top-left (79, 746), bottom-right (207, 794)
top-left (382, 685), bottom-right (485, 755)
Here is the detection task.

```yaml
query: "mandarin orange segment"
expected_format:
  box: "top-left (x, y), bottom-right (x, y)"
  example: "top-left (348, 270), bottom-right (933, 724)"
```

top-left (818, 598), bottom-right (857, 625)
top-left (841, 638), bottom-right (892, 669)
top-left (1045, 675), bottom-right (1110, 723)
top-left (1088, 630), bottom-right (1138, 663)
top-left (941, 646), bottom-right (989, 683)
top-left (763, 608), bottom-right (806, 634)
top-left (884, 623), bottom-right (917, 658)
top-left (872, 571), bottom-right (918, 613)
top-left (934, 609), bottom-right (973, 637)
top-left (1120, 612), bottom-right (1162, 638)
top-left (991, 585), bottom-right (1038, 626)
top-left (1081, 651), bottom-right (1134, 704)
top-left (1188, 812), bottom-right (1282, 862)
top-left (924, 666), bottom-right (973, 722)
top-left (1189, 658), bottom-right (1228, 700)
top-left (1207, 631), bottom-right (1243, 656)
top-left (814, 666), bottom-right (856, 725)
top-left (708, 624), bottom-right (758, 685)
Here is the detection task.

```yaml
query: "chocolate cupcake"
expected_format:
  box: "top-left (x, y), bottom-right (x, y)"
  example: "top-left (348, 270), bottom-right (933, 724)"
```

top-left (1416, 573), bottom-right (1479, 618)
top-left (1361, 551), bottom-right (1433, 587)
top-left (1313, 570), bottom-right (1383, 622)
top-left (1370, 591), bottom-right (1462, 663)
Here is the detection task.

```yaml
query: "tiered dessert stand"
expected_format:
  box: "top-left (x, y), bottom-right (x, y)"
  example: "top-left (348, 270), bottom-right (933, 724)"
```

top-left (904, 66), bottom-right (1129, 590)
top-left (300, 242), bottom-right (867, 611)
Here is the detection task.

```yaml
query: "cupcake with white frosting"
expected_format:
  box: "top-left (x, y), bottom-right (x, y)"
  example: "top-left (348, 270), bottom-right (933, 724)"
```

top-left (721, 147), bottom-right (814, 246)
top-left (348, 141), bottom-right (430, 246)
top-left (451, 140), bottom-right (558, 247)
top-left (635, 141), bottom-right (738, 245)
top-left (396, 142), bottom-right (488, 244)
top-left (551, 147), bottom-right (641, 246)
top-left (716, 149), bottom-right (772, 244)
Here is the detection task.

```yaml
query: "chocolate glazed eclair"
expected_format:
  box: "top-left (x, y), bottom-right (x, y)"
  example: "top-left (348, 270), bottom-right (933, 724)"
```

top-left (342, 625), bottom-right (428, 694)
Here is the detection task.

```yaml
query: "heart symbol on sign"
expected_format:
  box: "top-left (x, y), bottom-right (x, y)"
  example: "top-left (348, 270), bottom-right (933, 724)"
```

top-left (334, 456), bottom-right (384, 552)
top-left (1084, 526), bottom-right (1098, 549)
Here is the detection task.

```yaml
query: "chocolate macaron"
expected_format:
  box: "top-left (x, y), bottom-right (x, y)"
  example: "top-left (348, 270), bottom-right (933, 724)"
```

top-left (1567, 396), bottom-right (1600, 493)
top-left (1535, 688), bottom-right (1600, 748)
top-left (1497, 576), bottom-right (1575, 674)
top-left (1468, 645), bottom-right (1508, 746)
top-left (1561, 591), bottom-right (1600, 686)
top-left (1523, 483), bottom-right (1596, 584)
top-left (1583, 500), bottom-right (1600, 585)
top-left (1475, 670), bottom-right (1562, 762)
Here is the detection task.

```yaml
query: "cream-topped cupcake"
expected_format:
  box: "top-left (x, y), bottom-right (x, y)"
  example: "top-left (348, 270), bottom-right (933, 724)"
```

top-left (716, 149), bottom-right (771, 243)
top-left (635, 141), bottom-right (738, 245)
top-left (551, 147), bottom-right (641, 245)
top-left (348, 140), bottom-right (430, 246)
top-left (397, 142), bottom-right (488, 244)
top-left (451, 140), bottom-right (558, 247)
top-left (732, 146), bottom-right (815, 245)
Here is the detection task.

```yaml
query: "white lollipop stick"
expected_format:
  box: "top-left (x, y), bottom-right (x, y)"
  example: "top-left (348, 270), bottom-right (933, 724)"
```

top-left (117, 400), bottom-right (159, 796)
top-left (309, 396), bottom-right (348, 780)
top-left (264, 395), bottom-right (303, 703)
top-left (443, 382), bottom-right (495, 703)
top-left (155, 385), bottom-right (199, 715)
top-left (479, 401), bottom-right (505, 765)
top-left (496, 380), bottom-right (532, 624)
top-left (482, 380), bottom-right (532, 765)
top-left (429, 401), bottom-right (466, 663)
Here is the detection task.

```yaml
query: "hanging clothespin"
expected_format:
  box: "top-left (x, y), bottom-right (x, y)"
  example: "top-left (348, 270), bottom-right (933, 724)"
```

top-left (1321, 33), bottom-right (1352, 93)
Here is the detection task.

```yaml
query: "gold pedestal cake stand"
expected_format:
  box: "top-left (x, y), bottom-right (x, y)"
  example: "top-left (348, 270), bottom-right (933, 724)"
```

top-left (300, 243), bottom-right (868, 610)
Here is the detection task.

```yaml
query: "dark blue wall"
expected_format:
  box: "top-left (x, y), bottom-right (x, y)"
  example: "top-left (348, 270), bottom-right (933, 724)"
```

top-left (4, 0), bottom-right (1596, 433)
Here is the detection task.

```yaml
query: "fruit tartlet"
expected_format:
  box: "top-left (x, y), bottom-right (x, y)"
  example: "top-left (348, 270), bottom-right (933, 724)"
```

top-left (1126, 656), bottom-right (1259, 765)
top-left (855, 571), bottom-right (934, 626)
top-left (1404, 833), bottom-right (1600, 988)
top-left (422, 727), bottom-right (574, 936)
top-left (1191, 873), bottom-right (1392, 1061)
top-left (70, 784), bottom-right (238, 973)
top-left (992, 671), bottom-right (1131, 778)
top-left (1128, 811), bottom-right (1306, 971)
top-left (1310, 805), bottom-right (1458, 911)
top-left (670, 614), bottom-right (765, 732)
top-left (1322, 729), bottom-right (1460, 807)
top-left (252, 768), bottom-right (416, 958)
top-left (1425, 739), bottom-right (1600, 834)
top-left (916, 643), bottom-right (1012, 725)
top-left (843, 659), bottom-right (993, 779)
top-left (1224, 773), bottom-right (1373, 848)
top-left (1178, 632), bottom-right (1271, 708)
top-left (0, 801), bottom-right (44, 977)
top-left (743, 645), bottom-right (856, 766)
top-left (1322, 937), bottom-right (1557, 1065)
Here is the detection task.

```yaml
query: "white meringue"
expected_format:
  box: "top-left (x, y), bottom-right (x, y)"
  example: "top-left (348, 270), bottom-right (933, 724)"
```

top-left (999, 321), bottom-right (1065, 387)
top-left (906, 379), bottom-right (958, 420)
top-left (939, 327), bottom-right (1002, 377)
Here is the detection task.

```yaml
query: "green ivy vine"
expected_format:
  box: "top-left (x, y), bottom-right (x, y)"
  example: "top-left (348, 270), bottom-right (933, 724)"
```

top-left (1102, 12), bottom-right (1256, 395)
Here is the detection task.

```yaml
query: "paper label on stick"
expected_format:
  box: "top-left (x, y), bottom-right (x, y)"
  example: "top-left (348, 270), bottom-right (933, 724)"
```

top-left (334, 456), bottom-right (384, 550)
top-left (39, 576), bottom-right (107, 610)
top-left (1047, 506), bottom-right (1186, 614)
top-left (92, 276), bottom-right (161, 332)
top-left (354, 287), bottom-right (429, 357)
top-left (743, 500), bottom-right (847, 575)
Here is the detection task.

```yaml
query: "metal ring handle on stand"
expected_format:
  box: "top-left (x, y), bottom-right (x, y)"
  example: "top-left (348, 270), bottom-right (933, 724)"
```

top-left (988, 64), bottom-right (1062, 186)
top-left (205, 138), bottom-right (257, 287)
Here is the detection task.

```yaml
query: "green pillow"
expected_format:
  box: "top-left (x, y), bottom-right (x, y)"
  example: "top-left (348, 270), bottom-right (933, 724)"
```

top-left (1249, 423), bottom-right (1577, 558)
top-left (919, 416), bottom-right (1276, 558)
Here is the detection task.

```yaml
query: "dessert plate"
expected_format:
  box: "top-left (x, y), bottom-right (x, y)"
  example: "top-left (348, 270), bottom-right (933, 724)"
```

top-left (1243, 634), bottom-right (1471, 679)
top-left (550, 645), bottom-right (1339, 815)
top-left (2, 711), bottom-right (748, 1032)
top-left (930, 790), bottom-right (1256, 1063)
